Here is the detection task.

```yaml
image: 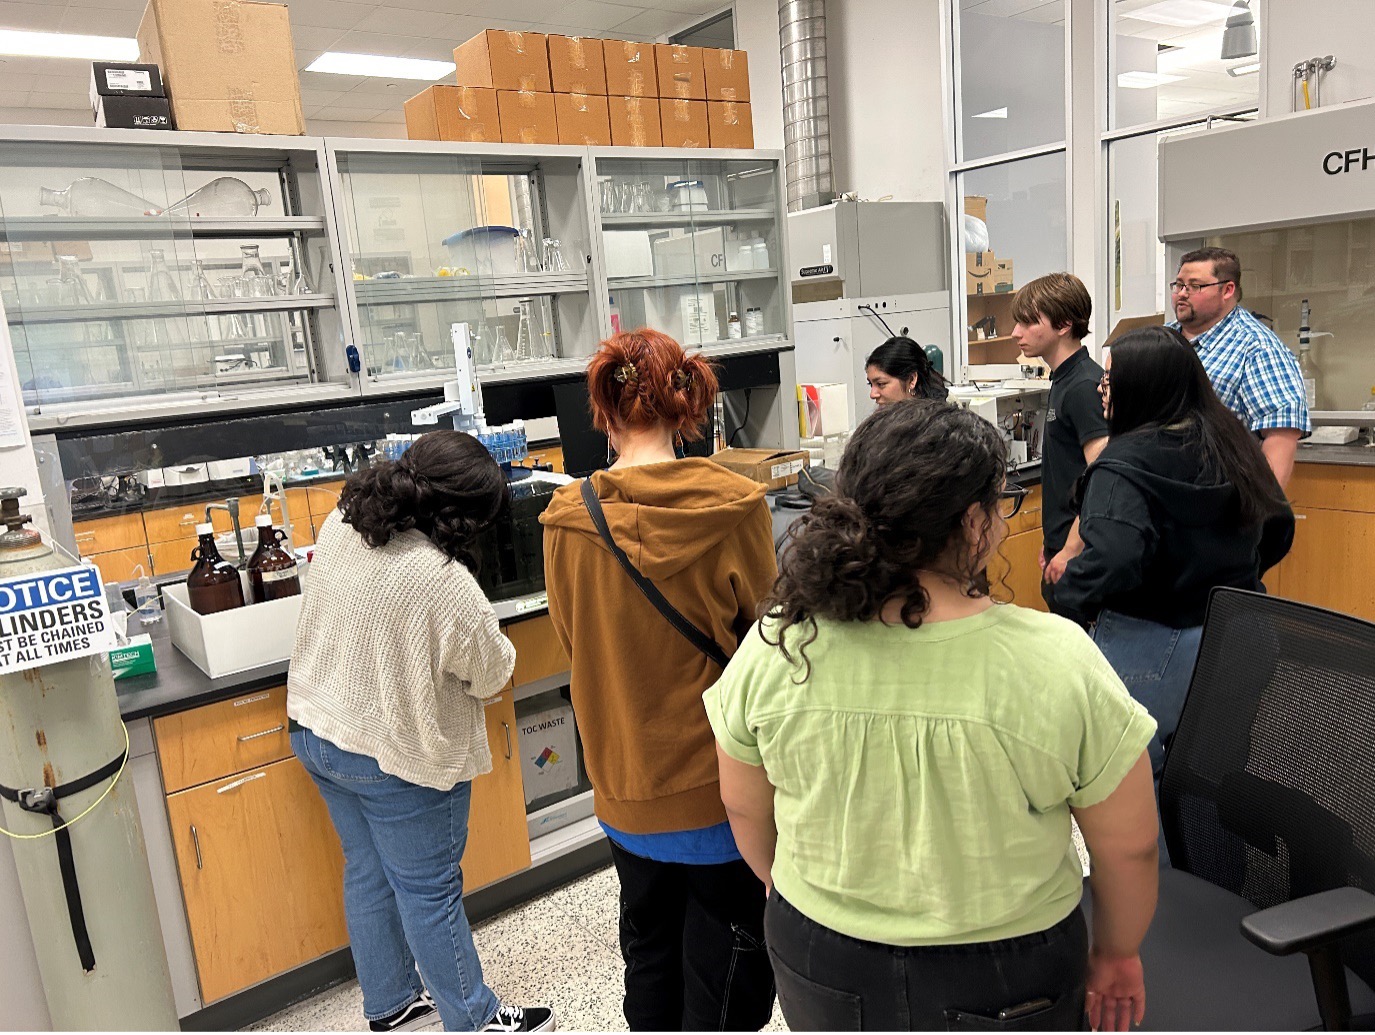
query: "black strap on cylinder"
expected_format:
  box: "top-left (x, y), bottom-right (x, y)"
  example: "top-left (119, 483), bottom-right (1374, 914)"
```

top-left (0, 748), bottom-right (128, 973)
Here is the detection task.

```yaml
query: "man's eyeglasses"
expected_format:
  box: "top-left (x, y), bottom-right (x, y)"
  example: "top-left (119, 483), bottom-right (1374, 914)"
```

top-left (997, 484), bottom-right (1030, 519)
top-left (1099, 371), bottom-right (1110, 393)
top-left (1168, 280), bottom-right (1226, 296)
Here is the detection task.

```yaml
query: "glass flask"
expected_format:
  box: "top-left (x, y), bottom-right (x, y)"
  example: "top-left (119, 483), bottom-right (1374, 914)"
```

top-left (543, 238), bottom-right (570, 273)
top-left (515, 228), bottom-right (539, 273)
top-left (514, 300), bottom-right (535, 362)
top-left (493, 324), bottom-right (517, 365)
top-left (162, 177), bottom-right (273, 218)
top-left (54, 255), bottom-right (97, 306)
top-left (147, 249), bottom-right (181, 301)
top-left (39, 177), bottom-right (156, 217)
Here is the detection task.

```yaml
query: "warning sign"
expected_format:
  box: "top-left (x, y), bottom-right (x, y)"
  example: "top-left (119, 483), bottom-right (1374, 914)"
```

top-left (0, 565), bottom-right (118, 675)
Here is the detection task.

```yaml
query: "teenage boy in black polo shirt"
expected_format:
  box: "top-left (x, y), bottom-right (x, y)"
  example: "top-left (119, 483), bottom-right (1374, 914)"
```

top-left (1009, 273), bottom-right (1109, 614)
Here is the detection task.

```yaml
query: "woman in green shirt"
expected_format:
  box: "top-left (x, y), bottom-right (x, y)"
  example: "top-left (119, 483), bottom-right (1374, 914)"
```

top-left (705, 401), bottom-right (1160, 1032)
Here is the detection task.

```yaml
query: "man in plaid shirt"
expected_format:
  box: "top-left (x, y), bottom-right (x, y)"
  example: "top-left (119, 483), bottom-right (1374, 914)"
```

top-left (1167, 246), bottom-right (1309, 489)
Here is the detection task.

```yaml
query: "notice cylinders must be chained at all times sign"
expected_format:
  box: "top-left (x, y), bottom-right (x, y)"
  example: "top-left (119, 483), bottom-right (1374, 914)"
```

top-left (0, 566), bottom-right (116, 673)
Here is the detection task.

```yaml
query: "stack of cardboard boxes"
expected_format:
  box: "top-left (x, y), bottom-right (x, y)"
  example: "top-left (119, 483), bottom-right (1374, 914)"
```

top-left (963, 196), bottom-right (1014, 296)
top-left (405, 31), bottom-right (754, 149)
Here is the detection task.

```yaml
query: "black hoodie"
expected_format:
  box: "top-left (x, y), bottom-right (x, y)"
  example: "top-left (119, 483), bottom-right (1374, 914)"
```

top-left (1049, 428), bottom-right (1295, 628)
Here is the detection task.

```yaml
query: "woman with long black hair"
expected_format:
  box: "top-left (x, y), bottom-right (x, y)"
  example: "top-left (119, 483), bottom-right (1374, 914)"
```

top-left (865, 336), bottom-right (949, 405)
top-left (1050, 326), bottom-right (1295, 776)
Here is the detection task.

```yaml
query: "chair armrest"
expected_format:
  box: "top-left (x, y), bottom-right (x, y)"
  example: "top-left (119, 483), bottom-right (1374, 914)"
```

top-left (1241, 887), bottom-right (1375, 956)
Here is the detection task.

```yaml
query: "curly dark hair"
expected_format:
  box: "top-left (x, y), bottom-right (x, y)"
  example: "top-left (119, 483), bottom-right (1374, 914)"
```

top-left (762, 401), bottom-right (1009, 678)
top-left (337, 430), bottom-right (508, 572)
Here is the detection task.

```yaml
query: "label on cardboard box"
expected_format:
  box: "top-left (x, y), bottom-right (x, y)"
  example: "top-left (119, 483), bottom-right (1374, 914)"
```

top-left (107, 68), bottom-right (152, 92)
top-left (770, 459), bottom-right (805, 481)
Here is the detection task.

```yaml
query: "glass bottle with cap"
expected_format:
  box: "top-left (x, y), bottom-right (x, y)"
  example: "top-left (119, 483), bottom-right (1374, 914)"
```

top-left (186, 522), bottom-right (245, 615)
top-left (246, 514), bottom-right (300, 603)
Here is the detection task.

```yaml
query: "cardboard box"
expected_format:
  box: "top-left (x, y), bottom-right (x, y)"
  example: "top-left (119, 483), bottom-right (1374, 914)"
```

top-left (1104, 313), bottom-right (1166, 347)
top-left (656, 44), bottom-right (706, 100)
top-left (94, 94), bottom-right (173, 129)
top-left (966, 250), bottom-right (1013, 296)
top-left (707, 100), bottom-right (753, 149)
top-left (711, 447), bottom-right (809, 491)
top-left (554, 92), bottom-right (611, 146)
top-left (90, 61), bottom-right (165, 105)
top-left (964, 195), bottom-right (988, 223)
top-left (109, 634), bottom-right (157, 680)
top-left (497, 90), bottom-right (559, 145)
top-left (704, 48), bottom-right (750, 101)
top-left (404, 85), bottom-right (500, 142)
top-left (454, 29), bottom-right (551, 93)
top-left (609, 95), bottom-right (661, 146)
top-left (604, 39), bottom-right (658, 97)
top-left (549, 35), bottom-right (605, 95)
top-left (992, 257), bottom-right (1014, 293)
top-left (137, 0), bottom-right (304, 135)
top-left (660, 98), bottom-right (709, 148)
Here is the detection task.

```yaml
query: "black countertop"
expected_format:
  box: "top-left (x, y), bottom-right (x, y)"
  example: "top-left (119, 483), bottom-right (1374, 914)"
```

top-left (1296, 442), bottom-right (1375, 467)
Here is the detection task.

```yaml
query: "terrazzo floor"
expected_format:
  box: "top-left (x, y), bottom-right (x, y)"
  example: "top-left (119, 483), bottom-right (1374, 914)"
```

top-left (248, 864), bottom-right (788, 1033)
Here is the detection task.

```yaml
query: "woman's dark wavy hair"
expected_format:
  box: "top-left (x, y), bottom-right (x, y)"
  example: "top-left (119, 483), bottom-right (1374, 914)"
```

top-left (762, 401), bottom-right (1008, 677)
top-left (866, 336), bottom-right (949, 400)
top-left (1107, 326), bottom-right (1286, 525)
top-left (338, 430), bottom-right (508, 572)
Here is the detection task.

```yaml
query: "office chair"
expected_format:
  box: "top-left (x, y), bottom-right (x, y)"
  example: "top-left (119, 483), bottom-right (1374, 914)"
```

top-left (1127, 589), bottom-right (1375, 1030)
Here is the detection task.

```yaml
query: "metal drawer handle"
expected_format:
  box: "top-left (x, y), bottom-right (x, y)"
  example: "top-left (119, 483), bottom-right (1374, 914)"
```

top-left (191, 824), bottom-right (203, 869)
top-left (179, 514), bottom-right (197, 526)
top-left (502, 721), bottom-right (512, 760)
top-left (216, 771), bottom-right (267, 794)
top-left (1294, 514), bottom-right (1307, 520)
top-left (237, 724), bottom-right (285, 743)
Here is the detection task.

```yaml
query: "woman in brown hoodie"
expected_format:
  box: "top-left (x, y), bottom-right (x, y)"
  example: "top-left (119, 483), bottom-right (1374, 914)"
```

top-left (541, 329), bottom-right (778, 1032)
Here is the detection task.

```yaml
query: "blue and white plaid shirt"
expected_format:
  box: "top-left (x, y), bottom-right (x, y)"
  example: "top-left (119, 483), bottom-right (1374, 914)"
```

top-left (1170, 306), bottom-right (1311, 434)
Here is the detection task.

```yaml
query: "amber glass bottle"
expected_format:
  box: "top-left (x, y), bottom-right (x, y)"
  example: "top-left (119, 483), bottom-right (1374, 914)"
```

top-left (186, 522), bottom-right (245, 615)
top-left (247, 514), bottom-right (301, 603)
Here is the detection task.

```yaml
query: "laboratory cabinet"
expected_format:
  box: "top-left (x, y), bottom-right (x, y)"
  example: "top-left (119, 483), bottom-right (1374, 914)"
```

top-left (1268, 462), bottom-right (1375, 621)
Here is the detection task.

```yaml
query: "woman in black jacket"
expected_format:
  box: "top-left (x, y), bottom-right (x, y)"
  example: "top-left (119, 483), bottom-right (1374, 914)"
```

top-left (865, 337), bottom-right (949, 406)
top-left (1050, 326), bottom-right (1294, 777)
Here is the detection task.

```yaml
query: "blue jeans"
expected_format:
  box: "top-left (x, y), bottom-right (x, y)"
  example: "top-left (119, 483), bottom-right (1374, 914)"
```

top-left (293, 728), bottom-right (500, 1031)
top-left (1091, 610), bottom-right (1203, 778)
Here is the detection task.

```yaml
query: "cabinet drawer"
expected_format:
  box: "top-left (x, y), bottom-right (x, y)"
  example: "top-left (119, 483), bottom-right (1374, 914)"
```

top-left (1287, 463), bottom-right (1375, 513)
top-left (149, 537), bottom-right (198, 577)
top-left (505, 613), bottom-right (570, 688)
top-left (86, 546), bottom-right (152, 585)
top-left (142, 505), bottom-right (204, 545)
top-left (166, 756), bottom-right (347, 1003)
top-left (73, 512), bottom-right (146, 554)
top-left (154, 686), bottom-right (292, 793)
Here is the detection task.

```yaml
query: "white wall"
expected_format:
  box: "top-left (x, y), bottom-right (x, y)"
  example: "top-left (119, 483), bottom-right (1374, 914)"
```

top-left (733, 0), bottom-right (785, 150)
top-left (1261, 0), bottom-right (1375, 115)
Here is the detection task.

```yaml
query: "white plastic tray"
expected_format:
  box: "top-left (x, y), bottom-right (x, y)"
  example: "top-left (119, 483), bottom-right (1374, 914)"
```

top-left (164, 570), bottom-right (306, 678)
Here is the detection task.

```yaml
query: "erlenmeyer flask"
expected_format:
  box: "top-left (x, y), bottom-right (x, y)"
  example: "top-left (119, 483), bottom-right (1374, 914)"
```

top-left (162, 177), bottom-right (273, 218)
top-left (515, 228), bottom-right (538, 273)
top-left (55, 255), bottom-right (96, 305)
top-left (543, 238), bottom-right (570, 273)
top-left (493, 324), bottom-right (517, 365)
top-left (39, 177), bottom-right (157, 217)
top-left (238, 245), bottom-right (272, 294)
top-left (189, 260), bottom-right (217, 300)
top-left (514, 300), bottom-right (534, 362)
top-left (147, 250), bottom-right (181, 301)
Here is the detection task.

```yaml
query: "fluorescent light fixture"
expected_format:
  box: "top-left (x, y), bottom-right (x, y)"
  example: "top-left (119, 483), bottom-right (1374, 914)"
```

top-left (305, 52), bottom-right (455, 80)
top-left (1117, 70), bottom-right (1188, 89)
top-left (1125, 1), bottom-right (1234, 27)
top-left (972, 106), bottom-right (1008, 119)
top-left (1226, 60), bottom-right (1261, 77)
top-left (0, 29), bottom-right (137, 60)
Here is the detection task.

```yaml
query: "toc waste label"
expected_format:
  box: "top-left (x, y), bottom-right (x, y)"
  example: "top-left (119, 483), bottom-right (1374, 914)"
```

top-left (0, 565), bottom-right (117, 675)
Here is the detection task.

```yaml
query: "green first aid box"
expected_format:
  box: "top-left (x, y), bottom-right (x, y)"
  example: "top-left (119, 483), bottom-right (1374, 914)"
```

top-left (110, 634), bottom-right (157, 680)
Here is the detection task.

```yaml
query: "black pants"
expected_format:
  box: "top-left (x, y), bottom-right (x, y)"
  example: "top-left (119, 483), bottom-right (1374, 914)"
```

top-left (765, 892), bottom-right (1088, 1032)
top-left (609, 840), bottom-right (776, 1031)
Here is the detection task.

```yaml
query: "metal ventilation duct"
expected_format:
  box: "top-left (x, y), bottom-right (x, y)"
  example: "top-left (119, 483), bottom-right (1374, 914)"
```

top-left (779, 0), bottom-right (833, 212)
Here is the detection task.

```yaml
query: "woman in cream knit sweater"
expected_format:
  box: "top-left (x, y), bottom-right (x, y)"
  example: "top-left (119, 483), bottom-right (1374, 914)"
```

top-left (288, 430), bottom-right (551, 1034)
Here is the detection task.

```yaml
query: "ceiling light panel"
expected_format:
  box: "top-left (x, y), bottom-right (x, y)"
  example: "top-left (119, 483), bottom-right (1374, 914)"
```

top-left (1117, 69), bottom-right (1189, 88)
top-left (0, 29), bottom-right (138, 60)
top-left (305, 52), bottom-right (455, 80)
top-left (1125, 1), bottom-right (1234, 27)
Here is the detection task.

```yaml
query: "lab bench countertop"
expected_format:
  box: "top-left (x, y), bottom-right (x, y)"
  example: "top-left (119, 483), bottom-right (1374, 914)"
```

top-left (1296, 441), bottom-right (1375, 467)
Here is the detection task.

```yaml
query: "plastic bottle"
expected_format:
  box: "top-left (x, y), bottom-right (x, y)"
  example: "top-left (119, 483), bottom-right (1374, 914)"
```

top-left (728, 312), bottom-right (742, 339)
top-left (246, 514), bottom-right (301, 603)
top-left (751, 233), bottom-right (770, 270)
top-left (186, 522), bottom-right (245, 615)
top-left (134, 570), bottom-right (163, 626)
top-left (609, 295), bottom-right (622, 335)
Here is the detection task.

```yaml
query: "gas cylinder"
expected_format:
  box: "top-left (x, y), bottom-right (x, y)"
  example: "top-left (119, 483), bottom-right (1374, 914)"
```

top-left (0, 488), bottom-right (177, 1029)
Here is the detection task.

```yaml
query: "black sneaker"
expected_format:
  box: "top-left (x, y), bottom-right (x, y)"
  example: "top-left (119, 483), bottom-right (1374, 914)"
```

top-left (482, 1004), bottom-right (556, 1032)
top-left (369, 992), bottom-right (438, 1032)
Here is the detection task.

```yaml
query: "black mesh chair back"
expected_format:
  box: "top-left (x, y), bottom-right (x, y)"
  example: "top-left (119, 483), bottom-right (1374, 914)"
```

top-left (1159, 588), bottom-right (1375, 994)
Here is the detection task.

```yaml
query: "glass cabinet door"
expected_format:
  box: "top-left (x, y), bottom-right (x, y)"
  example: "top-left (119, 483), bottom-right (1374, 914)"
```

top-left (0, 138), bottom-right (339, 414)
top-left (594, 154), bottom-right (784, 348)
top-left (332, 147), bottom-right (597, 387)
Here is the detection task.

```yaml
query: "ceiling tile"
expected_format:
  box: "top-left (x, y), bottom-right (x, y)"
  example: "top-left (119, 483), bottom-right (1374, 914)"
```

top-left (281, 0), bottom-right (373, 31)
top-left (454, 0), bottom-right (573, 22)
top-left (312, 104), bottom-right (389, 121)
top-left (58, 5), bottom-right (141, 34)
top-left (554, 0), bottom-right (648, 27)
top-left (331, 30), bottom-right (432, 57)
top-left (0, 3), bottom-right (70, 32)
top-left (291, 25), bottom-right (348, 52)
top-left (402, 38), bottom-right (468, 61)
top-left (298, 68), bottom-right (370, 92)
top-left (66, 0), bottom-right (147, 9)
top-left (351, 6), bottom-right (465, 38)
top-left (609, 8), bottom-right (697, 36)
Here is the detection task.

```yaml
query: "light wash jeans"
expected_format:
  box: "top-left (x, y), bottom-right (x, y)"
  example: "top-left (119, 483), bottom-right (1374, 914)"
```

top-left (1091, 610), bottom-right (1204, 779)
top-left (293, 728), bottom-right (500, 1032)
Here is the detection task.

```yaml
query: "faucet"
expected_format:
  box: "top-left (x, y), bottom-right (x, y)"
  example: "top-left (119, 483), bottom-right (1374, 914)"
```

top-left (258, 470), bottom-right (296, 551)
top-left (204, 497), bottom-right (246, 568)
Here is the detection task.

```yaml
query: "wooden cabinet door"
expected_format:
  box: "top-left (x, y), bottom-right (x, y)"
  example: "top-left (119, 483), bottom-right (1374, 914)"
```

top-left (1270, 509), bottom-right (1375, 621)
top-left (85, 546), bottom-right (152, 584)
top-left (166, 757), bottom-right (348, 1004)
top-left (464, 693), bottom-right (532, 891)
top-left (505, 614), bottom-right (570, 687)
top-left (989, 529), bottom-right (1048, 612)
top-left (73, 512), bottom-right (146, 554)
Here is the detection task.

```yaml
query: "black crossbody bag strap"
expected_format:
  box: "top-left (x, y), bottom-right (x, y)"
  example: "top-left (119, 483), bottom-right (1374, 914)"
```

top-left (581, 477), bottom-right (731, 669)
